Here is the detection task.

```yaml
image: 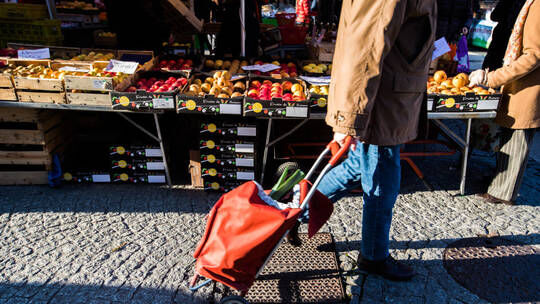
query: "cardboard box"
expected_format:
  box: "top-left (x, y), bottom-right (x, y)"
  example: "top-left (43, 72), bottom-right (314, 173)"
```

top-left (63, 172), bottom-right (111, 183)
top-left (110, 159), bottom-right (165, 172)
top-left (199, 122), bottom-right (257, 138)
top-left (177, 94), bottom-right (243, 115)
top-left (109, 145), bottom-right (162, 159)
top-left (111, 90), bottom-right (176, 111)
top-left (199, 139), bottom-right (255, 154)
top-left (203, 180), bottom-right (244, 192)
top-left (110, 172), bottom-right (166, 184)
top-left (428, 93), bottom-right (502, 112)
top-left (200, 152), bottom-right (255, 168)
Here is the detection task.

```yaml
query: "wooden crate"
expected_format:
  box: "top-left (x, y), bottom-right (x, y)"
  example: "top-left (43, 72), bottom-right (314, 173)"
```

top-left (0, 108), bottom-right (71, 185)
top-left (0, 88), bottom-right (17, 101)
top-left (16, 91), bottom-right (66, 103)
top-left (0, 74), bottom-right (13, 88)
top-left (66, 92), bottom-right (111, 106)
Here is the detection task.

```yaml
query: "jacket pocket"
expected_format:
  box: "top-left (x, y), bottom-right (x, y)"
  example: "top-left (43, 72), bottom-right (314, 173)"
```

top-left (393, 74), bottom-right (427, 93)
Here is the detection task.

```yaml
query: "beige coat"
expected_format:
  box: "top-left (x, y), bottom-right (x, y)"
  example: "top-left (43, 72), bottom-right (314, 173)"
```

top-left (326, 0), bottom-right (437, 145)
top-left (488, 0), bottom-right (540, 130)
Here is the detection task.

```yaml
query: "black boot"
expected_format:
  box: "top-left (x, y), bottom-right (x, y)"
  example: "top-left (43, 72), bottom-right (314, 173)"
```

top-left (356, 254), bottom-right (415, 281)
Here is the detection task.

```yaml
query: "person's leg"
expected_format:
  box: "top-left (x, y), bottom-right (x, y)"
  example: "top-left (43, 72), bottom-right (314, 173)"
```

top-left (359, 144), bottom-right (401, 261)
top-left (487, 128), bottom-right (536, 202)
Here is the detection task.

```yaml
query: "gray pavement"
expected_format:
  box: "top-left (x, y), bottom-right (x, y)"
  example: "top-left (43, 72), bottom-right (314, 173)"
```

top-left (0, 149), bottom-right (539, 303)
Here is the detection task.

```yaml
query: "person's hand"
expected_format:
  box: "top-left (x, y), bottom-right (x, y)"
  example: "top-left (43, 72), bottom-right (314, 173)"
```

top-left (333, 132), bottom-right (360, 151)
top-left (469, 69), bottom-right (488, 87)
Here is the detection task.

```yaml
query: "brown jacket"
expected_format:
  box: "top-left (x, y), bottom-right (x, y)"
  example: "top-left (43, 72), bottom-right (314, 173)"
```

top-left (326, 0), bottom-right (437, 146)
top-left (488, 0), bottom-right (540, 130)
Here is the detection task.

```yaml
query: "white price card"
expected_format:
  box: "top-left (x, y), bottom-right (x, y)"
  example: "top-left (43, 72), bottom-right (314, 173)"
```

top-left (300, 76), bottom-right (331, 85)
top-left (59, 66), bottom-right (90, 73)
top-left (432, 37), bottom-right (451, 61)
top-left (239, 64), bottom-right (280, 73)
top-left (152, 98), bottom-right (174, 109)
top-left (17, 48), bottom-right (50, 59)
top-left (105, 59), bottom-right (139, 74)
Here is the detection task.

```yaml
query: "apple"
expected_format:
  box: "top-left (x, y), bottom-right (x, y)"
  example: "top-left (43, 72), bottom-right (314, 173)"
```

top-left (184, 59), bottom-right (193, 66)
top-left (282, 81), bottom-right (293, 91)
top-left (248, 89), bottom-right (259, 98)
top-left (177, 58), bottom-right (184, 65)
top-left (251, 80), bottom-right (261, 89)
top-left (127, 86), bottom-right (137, 92)
top-left (263, 80), bottom-right (272, 86)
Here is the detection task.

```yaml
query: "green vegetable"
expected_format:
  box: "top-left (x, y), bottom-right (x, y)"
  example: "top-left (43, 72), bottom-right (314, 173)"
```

top-left (270, 169), bottom-right (305, 201)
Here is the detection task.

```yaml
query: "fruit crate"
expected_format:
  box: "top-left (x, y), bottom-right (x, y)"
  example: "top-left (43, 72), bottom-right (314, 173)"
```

top-left (0, 19), bottom-right (63, 43)
top-left (427, 93), bottom-right (502, 112)
top-left (0, 108), bottom-right (71, 185)
top-left (308, 92), bottom-right (328, 114)
top-left (0, 3), bottom-right (48, 20)
top-left (243, 76), bottom-right (309, 118)
top-left (177, 73), bottom-right (246, 115)
top-left (300, 60), bottom-right (331, 76)
top-left (0, 70), bottom-right (16, 101)
top-left (64, 61), bottom-right (132, 107)
top-left (201, 56), bottom-right (250, 75)
top-left (8, 59), bottom-right (66, 104)
top-left (7, 43), bottom-right (81, 60)
top-left (111, 71), bottom-right (187, 112)
top-left (153, 54), bottom-right (198, 77)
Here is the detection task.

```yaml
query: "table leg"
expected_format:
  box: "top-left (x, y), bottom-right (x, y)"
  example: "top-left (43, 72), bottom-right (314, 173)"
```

top-left (260, 118), bottom-right (273, 185)
top-left (153, 113), bottom-right (172, 187)
top-left (460, 118), bottom-right (472, 195)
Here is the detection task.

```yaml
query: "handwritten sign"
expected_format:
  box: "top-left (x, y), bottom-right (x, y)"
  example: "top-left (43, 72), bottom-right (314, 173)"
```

top-left (104, 59), bottom-right (139, 74)
top-left (58, 66), bottom-right (90, 73)
top-left (17, 48), bottom-right (50, 59)
top-left (240, 64), bottom-right (280, 73)
top-left (300, 76), bottom-right (331, 85)
top-left (432, 38), bottom-right (451, 61)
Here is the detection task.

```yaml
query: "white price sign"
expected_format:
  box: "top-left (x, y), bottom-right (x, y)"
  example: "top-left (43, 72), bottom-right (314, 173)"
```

top-left (432, 37), bottom-right (451, 61)
top-left (105, 59), bottom-right (139, 74)
top-left (59, 66), bottom-right (90, 73)
top-left (17, 48), bottom-right (50, 59)
top-left (240, 64), bottom-right (280, 73)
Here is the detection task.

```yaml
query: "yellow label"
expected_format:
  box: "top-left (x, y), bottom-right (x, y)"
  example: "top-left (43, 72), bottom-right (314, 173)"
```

top-left (186, 99), bottom-right (197, 110)
top-left (253, 102), bottom-right (263, 113)
top-left (207, 123), bottom-right (217, 133)
top-left (120, 173), bottom-right (129, 181)
top-left (207, 154), bottom-right (216, 163)
top-left (317, 97), bottom-right (327, 107)
top-left (118, 160), bottom-right (127, 168)
top-left (211, 182), bottom-right (220, 190)
top-left (63, 172), bottom-right (73, 181)
top-left (208, 168), bottom-right (217, 176)
top-left (206, 140), bottom-right (215, 149)
top-left (445, 98), bottom-right (455, 108)
top-left (119, 96), bottom-right (130, 107)
top-left (117, 146), bottom-right (125, 155)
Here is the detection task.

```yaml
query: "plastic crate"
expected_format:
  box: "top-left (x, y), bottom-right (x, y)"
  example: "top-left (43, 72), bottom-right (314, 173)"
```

top-left (0, 3), bottom-right (48, 20)
top-left (276, 13), bottom-right (296, 27)
top-left (0, 19), bottom-right (63, 42)
top-left (279, 25), bottom-right (308, 45)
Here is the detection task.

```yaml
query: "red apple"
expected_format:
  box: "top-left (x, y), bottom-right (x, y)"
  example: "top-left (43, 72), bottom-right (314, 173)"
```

top-left (126, 86), bottom-right (137, 92)
top-left (184, 59), bottom-right (193, 66)
top-left (248, 89), bottom-right (259, 98)
top-left (177, 58), bottom-right (184, 65)
top-left (251, 81), bottom-right (261, 89)
top-left (263, 80), bottom-right (272, 86)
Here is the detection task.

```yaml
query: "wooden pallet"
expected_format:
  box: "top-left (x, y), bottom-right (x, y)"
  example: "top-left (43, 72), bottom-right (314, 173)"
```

top-left (0, 108), bottom-right (71, 185)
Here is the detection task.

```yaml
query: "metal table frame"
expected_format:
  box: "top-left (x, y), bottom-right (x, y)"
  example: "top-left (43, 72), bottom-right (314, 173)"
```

top-left (0, 101), bottom-right (172, 187)
top-left (259, 111), bottom-right (497, 196)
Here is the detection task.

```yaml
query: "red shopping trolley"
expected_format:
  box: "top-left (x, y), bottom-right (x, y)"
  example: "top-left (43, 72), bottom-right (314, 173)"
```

top-left (189, 136), bottom-right (352, 304)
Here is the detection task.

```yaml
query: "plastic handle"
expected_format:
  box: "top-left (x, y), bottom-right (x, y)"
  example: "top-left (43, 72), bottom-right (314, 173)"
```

top-left (327, 136), bottom-right (352, 166)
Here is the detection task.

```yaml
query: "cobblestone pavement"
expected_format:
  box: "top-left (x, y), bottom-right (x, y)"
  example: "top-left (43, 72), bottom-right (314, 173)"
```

top-left (0, 151), bottom-right (539, 303)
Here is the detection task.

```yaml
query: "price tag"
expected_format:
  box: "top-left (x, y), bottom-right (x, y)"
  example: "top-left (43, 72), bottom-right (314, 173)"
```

top-left (17, 48), bottom-right (50, 59)
top-left (300, 76), bottom-right (331, 85)
top-left (240, 64), bottom-right (280, 73)
top-left (152, 98), bottom-right (174, 109)
top-left (105, 59), bottom-right (139, 74)
top-left (432, 37), bottom-right (451, 61)
top-left (59, 66), bottom-right (90, 73)
top-left (93, 79), bottom-right (108, 89)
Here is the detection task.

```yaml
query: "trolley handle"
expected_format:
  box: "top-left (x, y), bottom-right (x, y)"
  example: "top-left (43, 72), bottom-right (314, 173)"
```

top-left (328, 136), bottom-right (352, 166)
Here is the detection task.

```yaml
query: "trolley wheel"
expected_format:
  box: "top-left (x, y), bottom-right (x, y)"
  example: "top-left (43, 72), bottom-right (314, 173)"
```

top-left (274, 161), bottom-right (300, 183)
top-left (219, 295), bottom-right (249, 304)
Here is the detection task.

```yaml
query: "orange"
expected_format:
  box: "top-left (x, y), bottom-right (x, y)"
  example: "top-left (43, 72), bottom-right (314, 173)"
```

top-left (442, 79), bottom-right (453, 88)
top-left (452, 77), bottom-right (466, 89)
top-left (434, 70), bottom-right (447, 83)
top-left (455, 73), bottom-right (469, 85)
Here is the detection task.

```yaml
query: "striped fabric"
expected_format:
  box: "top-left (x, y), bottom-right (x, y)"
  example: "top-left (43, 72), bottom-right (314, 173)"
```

top-left (487, 128), bottom-right (537, 201)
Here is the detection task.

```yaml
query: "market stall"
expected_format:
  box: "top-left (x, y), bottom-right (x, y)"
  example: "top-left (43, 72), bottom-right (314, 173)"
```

top-left (0, 0), bottom-right (503, 195)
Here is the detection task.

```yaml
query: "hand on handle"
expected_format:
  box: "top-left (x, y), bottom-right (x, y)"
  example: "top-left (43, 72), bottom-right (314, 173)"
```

top-left (328, 134), bottom-right (353, 166)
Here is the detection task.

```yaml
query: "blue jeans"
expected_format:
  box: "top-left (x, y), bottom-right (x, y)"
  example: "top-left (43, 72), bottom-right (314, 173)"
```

top-left (317, 143), bottom-right (401, 261)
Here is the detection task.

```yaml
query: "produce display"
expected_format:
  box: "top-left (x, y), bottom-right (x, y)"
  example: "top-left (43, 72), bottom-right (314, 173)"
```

top-left (308, 84), bottom-right (329, 95)
top-left (125, 76), bottom-right (188, 92)
top-left (156, 58), bottom-right (193, 71)
top-left (427, 70), bottom-right (494, 95)
top-left (252, 60), bottom-right (298, 77)
top-left (56, 1), bottom-right (99, 10)
top-left (185, 71), bottom-right (245, 98)
top-left (303, 63), bottom-right (332, 75)
top-left (204, 59), bottom-right (249, 75)
top-left (0, 63), bottom-right (83, 79)
top-left (71, 51), bottom-right (115, 61)
top-left (247, 79), bottom-right (305, 101)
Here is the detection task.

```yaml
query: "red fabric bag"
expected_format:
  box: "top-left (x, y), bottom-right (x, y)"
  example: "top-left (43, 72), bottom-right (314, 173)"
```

top-left (193, 181), bottom-right (302, 292)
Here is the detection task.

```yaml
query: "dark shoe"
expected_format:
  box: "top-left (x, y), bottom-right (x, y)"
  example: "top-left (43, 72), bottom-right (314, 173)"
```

top-left (478, 193), bottom-right (514, 206)
top-left (286, 222), bottom-right (302, 247)
top-left (356, 254), bottom-right (415, 281)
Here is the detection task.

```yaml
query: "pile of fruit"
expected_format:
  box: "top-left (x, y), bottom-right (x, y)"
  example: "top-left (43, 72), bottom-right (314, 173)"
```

top-left (252, 60), bottom-right (298, 77)
top-left (308, 84), bottom-right (329, 95)
top-left (186, 71), bottom-right (245, 98)
top-left (204, 59), bottom-right (249, 75)
top-left (156, 58), bottom-right (193, 71)
top-left (303, 63), bottom-right (332, 75)
top-left (71, 52), bottom-right (115, 61)
top-left (427, 71), bottom-right (493, 95)
top-left (125, 76), bottom-right (188, 93)
top-left (82, 66), bottom-right (130, 84)
top-left (247, 79), bottom-right (305, 101)
top-left (57, 0), bottom-right (98, 10)
top-left (1, 64), bottom-right (82, 79)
